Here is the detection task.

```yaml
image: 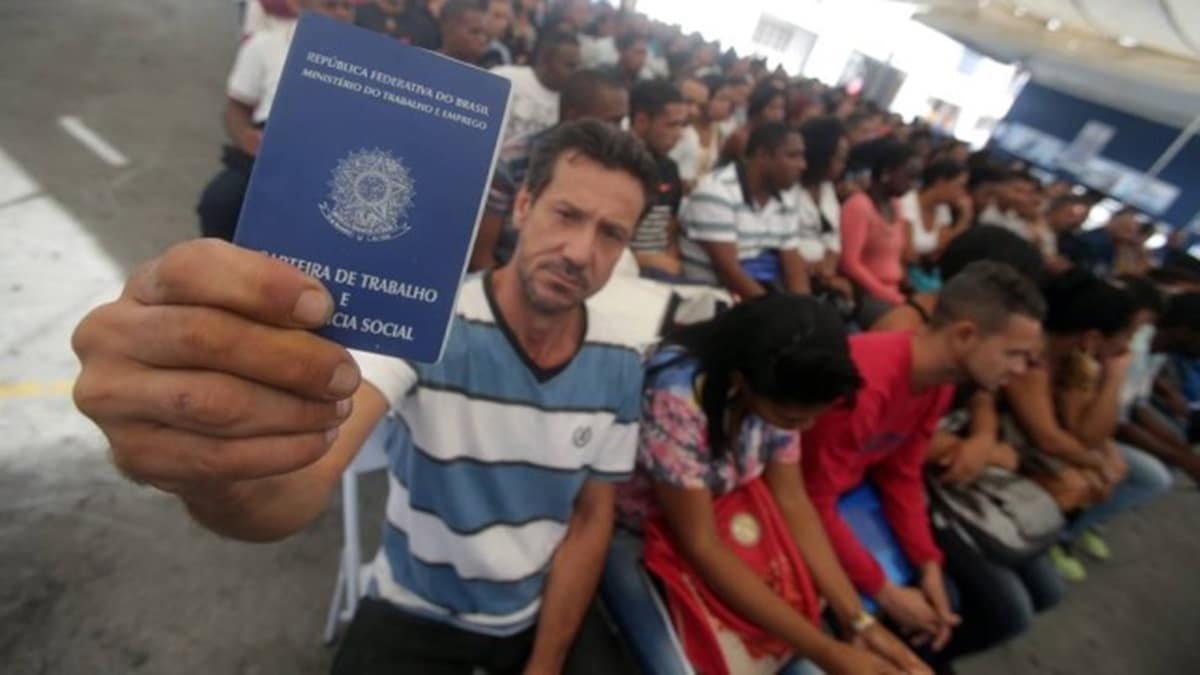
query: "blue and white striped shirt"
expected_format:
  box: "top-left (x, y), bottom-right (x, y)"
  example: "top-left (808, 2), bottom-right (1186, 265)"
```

top-left (352, 273), bottom-right (643, 635)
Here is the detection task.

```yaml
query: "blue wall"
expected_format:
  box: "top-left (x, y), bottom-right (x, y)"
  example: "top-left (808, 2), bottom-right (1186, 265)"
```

top-left (999, 81), bottom-right (1198, 228)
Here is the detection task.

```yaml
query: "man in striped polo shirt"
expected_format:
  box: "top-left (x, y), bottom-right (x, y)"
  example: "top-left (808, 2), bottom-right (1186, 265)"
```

top-left (680, 121), bottom-right (812, 298)
top-left (71, 120), bottom-right (659, 673)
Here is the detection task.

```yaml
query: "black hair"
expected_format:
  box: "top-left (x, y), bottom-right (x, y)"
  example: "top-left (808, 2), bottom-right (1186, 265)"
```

top-left (533, 29), bottom-right (580, 63)
top-left (867, 138), bottom-right (916, 183)
top-left (747, 82), bottom-right (785, 120)
top-left (931, 260), bottom-right (1046, 333)
top-left (616, 32), bottom-right (647, 52)
top-left (524, 119), bottom-right (658, 214)
top-left (440, 0), bottom-right (486, 25)
top-left (1042, 268), bottom-right (1137, 337)
top-left (1160, 293), bottom-right (1200, 332)
top-left (663, 294), bottom-right (862, 458)
top-left (630, 79), bottom-right (684, 118)
top-left (798, 116), bottom-right (846, 183)
top-left (938, 225), bottom-right (1046, 286)
top-left (1116, 275), bottom-right (1165, 315)
top-left (559, 68), bottom-right (625, 117)
top-left (921, 160), bottom-right (967, 188)
top-left (746, 121), bottom-right (799, 158)
top-left (700, 74), bottom-right (731, 97)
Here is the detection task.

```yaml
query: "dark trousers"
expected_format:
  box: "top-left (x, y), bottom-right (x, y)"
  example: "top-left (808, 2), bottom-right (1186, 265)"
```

top-left (196, 146), bottom-right (255, 241)
top-left (938, 530), bottom-right (1064, 661)
top-left (331, 597), bottom-right (637, 675)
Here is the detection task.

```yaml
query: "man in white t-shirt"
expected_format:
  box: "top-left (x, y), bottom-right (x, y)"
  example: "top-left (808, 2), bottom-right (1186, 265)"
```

top-left (493, 30), bottom-right (581, 143)
top-left (197, 0), bottom-right (353, 241)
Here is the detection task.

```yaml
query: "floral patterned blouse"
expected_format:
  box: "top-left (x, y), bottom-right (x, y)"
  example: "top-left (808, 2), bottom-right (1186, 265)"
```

top-left (616, 348), bottom-right (802, 530)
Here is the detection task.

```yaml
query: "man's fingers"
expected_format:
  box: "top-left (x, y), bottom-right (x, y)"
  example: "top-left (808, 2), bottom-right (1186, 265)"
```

top-left (108, 422), bottom-right (339, 487)
top-left (126, 239), bottom-right (335, 329)
top-left (126, 303), bottom-right (359, 400)
top-left (80, 366), bottom-right (353, 438)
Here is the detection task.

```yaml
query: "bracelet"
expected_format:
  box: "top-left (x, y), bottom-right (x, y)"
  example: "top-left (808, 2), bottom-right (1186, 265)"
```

top-left (850, 611), bottom-right (877, 634)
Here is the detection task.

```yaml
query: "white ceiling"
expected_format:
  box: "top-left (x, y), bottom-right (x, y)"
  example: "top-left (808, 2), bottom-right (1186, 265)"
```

top-left (906, 0), bottom-right (1200, 127)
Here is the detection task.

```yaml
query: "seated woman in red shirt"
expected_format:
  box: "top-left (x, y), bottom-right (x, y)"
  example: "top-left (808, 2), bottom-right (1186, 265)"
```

top-left (604, 294), bottom-right (928, 675)
top-left (839, 139), bottom-right (921, 326)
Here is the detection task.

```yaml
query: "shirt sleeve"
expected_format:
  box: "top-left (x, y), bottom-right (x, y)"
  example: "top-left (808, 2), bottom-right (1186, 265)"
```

top-left (801, 392), bottom-right (889, 596)
top-left (681, 187), bottom-right (738, 244)
top-left (839, 194), bottom-right (905, 304)
top-left (226, 34), bottom-right (267, 106)
top-left (870, 391), bottom-right (949, 569)
top-left (350, 349), bottom-right (418, 410)
top-left (587, 360), bottom-right (644, 482)
top-left (767, 429), bottom-right (801, 465)
top-left (638, 386), bottom-right (711, 490)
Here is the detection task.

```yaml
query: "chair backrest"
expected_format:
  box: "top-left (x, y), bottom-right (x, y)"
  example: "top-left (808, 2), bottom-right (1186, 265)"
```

top-left (348, 414), bottom-right (395, 474)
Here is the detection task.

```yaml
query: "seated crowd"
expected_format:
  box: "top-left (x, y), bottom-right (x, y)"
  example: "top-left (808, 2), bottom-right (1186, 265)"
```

top-left (80, 1), bottom-right (1200, 674)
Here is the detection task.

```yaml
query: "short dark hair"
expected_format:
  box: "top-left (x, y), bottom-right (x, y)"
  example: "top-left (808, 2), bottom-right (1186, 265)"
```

top-left (559, 68), bottom-right (624, 118)
top-left (700, 74), bottom-right (731, 97)
top-left (938, 225), bottom-right (1046, 286)
top-left (746, 122), bottom-right (799, 158)
top-left (1042, 269), bottom-right (1137, 337)
top-left (616, 32), bottom-right (646, 51)
top-left (921, 159), bottom-right (967, 188)
top-left (1161, 292), bottom-right (1200, 332)
top-left (747, 82), bottom-right (785, 119)
top-left (533, 28), bottom-right (579, 63)
top-left (798, 116), bottom-right (845, 182)
top-left (931, 260), bottom-right (1047, 333)
top-left (630, 79), bottom-right (684, 118)
top-left (440, 0), bottom-right (486, 25)
top-left (524, 119), bottom-right (658, 213)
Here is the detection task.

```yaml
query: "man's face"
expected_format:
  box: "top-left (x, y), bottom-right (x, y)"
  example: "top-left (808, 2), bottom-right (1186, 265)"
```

top-left (762, 133), bottom-right (806, 191)
top-left (679, 79), bottom-right (709, 124)
top-left (443, 10), bottom-right (489, 64)
top-left (957, 315), bottom-right (1044, 391)
top-left (620, 41), bottom-right (648, 76)
top-left (485, 0), bottom-right (512, 40)
top-left (294, 0), bottom-right (354, 22)
top-left (1108, 212), bottom-right (1141, 244)
top-left (637, 102), bottom-right (689, 156)
top-left (511, 153), bottom-right (645, 315)
top-left (541, 44), bottom-right (582, 92)
top-left (1047, 201), bottom-right (1089, 233)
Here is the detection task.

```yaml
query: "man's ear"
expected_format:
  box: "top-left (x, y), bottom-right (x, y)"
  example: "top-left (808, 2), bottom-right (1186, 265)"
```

top-left (950, 319), bottom-right (980, 351)
top-left (513, 185), bottom-right (532, 232)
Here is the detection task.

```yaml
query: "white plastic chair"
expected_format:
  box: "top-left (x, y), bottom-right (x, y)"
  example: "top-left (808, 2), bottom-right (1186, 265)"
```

top-left (322, 415), bottom-right (396, 644)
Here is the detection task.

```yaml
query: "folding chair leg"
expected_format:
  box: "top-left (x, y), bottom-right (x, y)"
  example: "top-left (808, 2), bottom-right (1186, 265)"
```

top-left (323, 558), bottom-right (347, 645)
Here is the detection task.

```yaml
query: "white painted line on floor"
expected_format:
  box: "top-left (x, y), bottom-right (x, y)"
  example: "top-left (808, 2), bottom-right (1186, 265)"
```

top-left (57, 115), bottom-right (130, 167)
top-left (0, 145), bottom-right (38, 204)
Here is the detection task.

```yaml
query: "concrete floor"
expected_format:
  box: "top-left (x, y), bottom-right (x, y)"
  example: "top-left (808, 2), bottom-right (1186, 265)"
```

top-left (1, 1), bottom-right (1197, 673)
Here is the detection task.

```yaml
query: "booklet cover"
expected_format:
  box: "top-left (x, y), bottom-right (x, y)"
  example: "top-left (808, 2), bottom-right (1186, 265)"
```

top-left (235, 14), bottom-right (511, 363)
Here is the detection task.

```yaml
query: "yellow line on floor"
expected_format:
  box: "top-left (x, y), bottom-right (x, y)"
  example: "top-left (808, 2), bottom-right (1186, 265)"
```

top-left (0, 379), bottom-right (75, 399)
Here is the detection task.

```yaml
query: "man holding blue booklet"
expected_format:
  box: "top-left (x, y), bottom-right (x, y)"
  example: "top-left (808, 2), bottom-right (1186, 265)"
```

top-left (73, 119), bottom-right (659, 673)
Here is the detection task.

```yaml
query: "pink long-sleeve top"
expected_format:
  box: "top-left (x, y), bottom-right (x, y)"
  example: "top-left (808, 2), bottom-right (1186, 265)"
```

top-left (839, 192), bottom-right (907, 304)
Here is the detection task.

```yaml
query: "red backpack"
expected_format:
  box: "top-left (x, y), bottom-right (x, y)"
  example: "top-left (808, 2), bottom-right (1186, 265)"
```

top-left (641, 478), bottom-right (822, 675)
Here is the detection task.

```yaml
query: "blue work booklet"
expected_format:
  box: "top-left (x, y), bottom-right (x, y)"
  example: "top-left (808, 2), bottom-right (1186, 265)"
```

top-left (235, 14), bottom-right (511, 362)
